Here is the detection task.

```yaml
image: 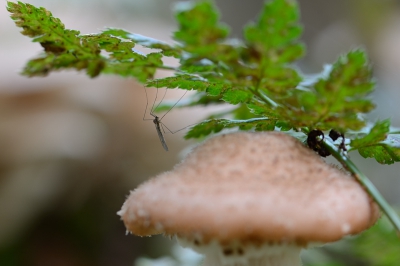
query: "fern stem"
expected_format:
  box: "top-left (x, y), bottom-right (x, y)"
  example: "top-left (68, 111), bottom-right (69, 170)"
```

top-left (249, 88), bottom-right (278, 108)
top-left (323, 139), bottom-right (400, 236)
top-left (157, 65), bottom-right (179, 71)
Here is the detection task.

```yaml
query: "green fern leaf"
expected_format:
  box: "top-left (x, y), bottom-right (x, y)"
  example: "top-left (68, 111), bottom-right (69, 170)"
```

top-left (173, 2), bottom-right (229, 52)
top-left (185, 118), bottom-right (275, 139)
top-left (7, 2), bottom-right (166, 81)
top-left (244, 0), bottom-right (304, 64)
top-left (350, 120), bottom-right (400, 164)
top-left (101, 28), bottom-right (181, 58)
top-left (351, 120), bottom-right (390, 148)
top-left (279, 50), bottom-right (375, 130)
top-left (7, 1), bottom-right (105, 77)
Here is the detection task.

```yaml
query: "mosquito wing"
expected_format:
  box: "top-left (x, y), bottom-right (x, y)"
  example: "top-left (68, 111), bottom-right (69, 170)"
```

top-left (155, 122), bottom-right (169, 151)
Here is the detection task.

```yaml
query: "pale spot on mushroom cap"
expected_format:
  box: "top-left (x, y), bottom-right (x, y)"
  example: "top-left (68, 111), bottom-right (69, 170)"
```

top-left (341, 223), bottom-right (351, 234)
top-left (120, 132), bottom-right (380, 244)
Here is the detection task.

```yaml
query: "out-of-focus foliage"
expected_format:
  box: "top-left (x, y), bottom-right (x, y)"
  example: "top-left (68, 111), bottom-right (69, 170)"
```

top-left (351, 215), bottom-right (400, 265)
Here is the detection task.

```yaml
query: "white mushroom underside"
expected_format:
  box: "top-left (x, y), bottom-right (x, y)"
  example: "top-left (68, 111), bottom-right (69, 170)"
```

top-left (178, 237), bottom-right (302, 266)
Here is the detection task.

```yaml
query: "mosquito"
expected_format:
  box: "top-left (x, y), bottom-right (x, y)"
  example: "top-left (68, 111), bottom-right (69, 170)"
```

top-left (143, 84), bottom-right (188, 151)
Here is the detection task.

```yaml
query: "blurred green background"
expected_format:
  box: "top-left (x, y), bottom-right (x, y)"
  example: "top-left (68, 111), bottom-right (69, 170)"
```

top-left (0, 0), bottom-right (399, 265)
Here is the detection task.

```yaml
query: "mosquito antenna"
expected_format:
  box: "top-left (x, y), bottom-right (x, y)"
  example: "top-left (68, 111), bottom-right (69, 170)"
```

top-left (160, 90), bottom-right (188, 121)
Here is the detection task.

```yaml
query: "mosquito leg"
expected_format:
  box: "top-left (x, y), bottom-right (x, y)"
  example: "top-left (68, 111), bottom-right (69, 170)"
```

top-left (149, 86), bottom-right (159, 117)
top-left (160, 90), bottom-right (188, 121)
top-left (153, 87), bottom-right (167, 115)
top-left (161, 121), bottom-right (199, 134)
top-left (143, 86), bottom-right (155, 121)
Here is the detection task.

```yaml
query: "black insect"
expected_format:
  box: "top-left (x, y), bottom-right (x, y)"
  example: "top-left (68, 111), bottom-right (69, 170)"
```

top-left (306, 129), bottom-right (331, 157)
top-left (329, 129), bottom-right (347, 152)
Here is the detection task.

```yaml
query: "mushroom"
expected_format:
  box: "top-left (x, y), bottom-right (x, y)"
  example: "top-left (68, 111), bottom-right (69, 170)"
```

top-left (118, 131), bottom-right (379, 266)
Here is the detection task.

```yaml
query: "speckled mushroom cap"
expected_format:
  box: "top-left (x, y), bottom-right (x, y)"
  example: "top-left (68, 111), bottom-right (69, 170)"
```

top-left (119, 132), bottom-right (379, 245)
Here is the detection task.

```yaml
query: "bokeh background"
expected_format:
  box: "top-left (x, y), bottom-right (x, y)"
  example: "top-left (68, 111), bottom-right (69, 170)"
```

top-left (0, 0), bottom-right (399, 265)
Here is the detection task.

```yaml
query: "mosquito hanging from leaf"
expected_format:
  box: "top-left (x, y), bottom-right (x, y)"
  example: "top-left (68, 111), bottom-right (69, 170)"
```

top-left (143, 83), bottom-right (188, 151)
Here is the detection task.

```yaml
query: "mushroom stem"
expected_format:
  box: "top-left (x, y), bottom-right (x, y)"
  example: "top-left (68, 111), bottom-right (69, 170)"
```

top-left (201, 250), bottom-right (302, 266)
top-left (178, 238), bottom-right (302, 266)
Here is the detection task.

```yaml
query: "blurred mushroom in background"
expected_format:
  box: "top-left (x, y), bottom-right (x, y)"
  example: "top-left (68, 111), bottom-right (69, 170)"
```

top-left (0, 0), bottom-right (192, 265)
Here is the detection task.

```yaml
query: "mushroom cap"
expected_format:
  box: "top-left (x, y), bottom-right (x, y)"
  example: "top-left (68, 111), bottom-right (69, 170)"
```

top-left (119, 132), bottom-right (379, 245)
